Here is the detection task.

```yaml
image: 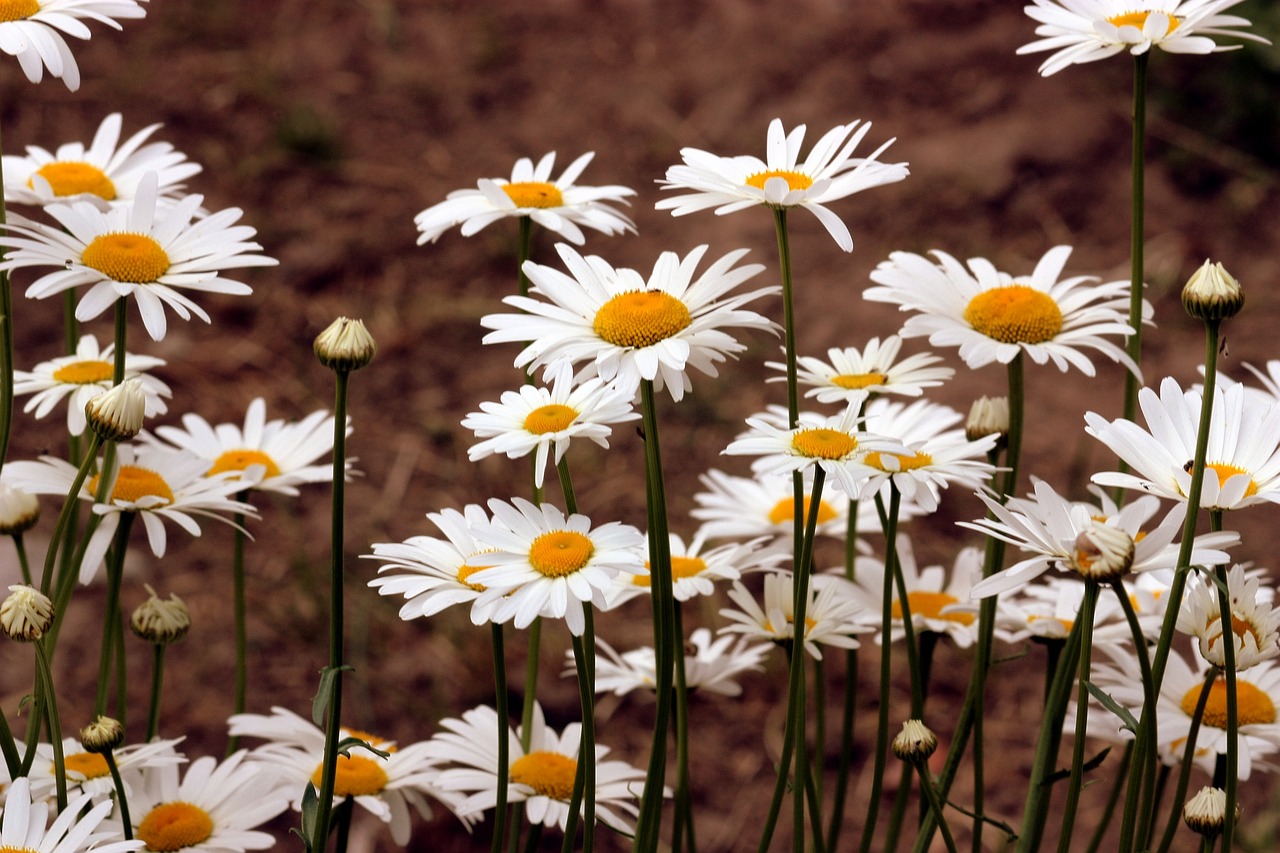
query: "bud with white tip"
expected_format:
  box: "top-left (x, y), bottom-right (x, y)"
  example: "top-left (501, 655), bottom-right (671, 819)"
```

top-left (85, 378), bottom-right (145, 442)
top-left (314, 317), bottom-right (376, 372)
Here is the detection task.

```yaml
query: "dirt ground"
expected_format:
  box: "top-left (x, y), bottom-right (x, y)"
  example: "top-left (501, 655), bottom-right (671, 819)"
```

top-left (2, 0), bottom-right (1278, 850)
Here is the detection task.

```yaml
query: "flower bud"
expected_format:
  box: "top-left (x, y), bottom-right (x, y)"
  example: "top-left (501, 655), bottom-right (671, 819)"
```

top-left (80, 716), bottom-right (124, 753)
top-left (1183, 786), bottom-right (1237, 838)
top-left (965, 396), bottom-right (1009, 447)
top-left (1069, 522), bottom-right (1134, 582)
top-left (130, 584), bottom-right (191, 645)
top-left (891, 719), bottom-right (938, 762)
top-left (314, 317), bottom-right (376, 372)
top-left (1182, 259), bottom-right (1244, 322)
top-left (0, 481), bottom-right (39, 535)
top-left (85, 378), bottom-right (145, 442)
top-left (0, 585), bottom-right (54, 642)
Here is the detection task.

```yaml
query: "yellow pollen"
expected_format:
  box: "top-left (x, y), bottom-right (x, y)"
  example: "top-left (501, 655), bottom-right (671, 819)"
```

top-left (81, 233), bottom-right (170, 284)
top-left (51, 359), bottom-right (113, 385)
top-left (501, 181), bottom-right (564, 209)
top-left (528, 530), bottom-right (594, 577)
top-left (1107, 11), bottom-right (1180, 35)
top-left (207, 449), bottom-right (282, 479)
top-left (87, 465), bottom-right (175, 506)
top-left (1206, 612), bottom-right (1262, 647)
top-left (963, 285), bottom-right (1064, 345)
top-left (1206, 462), bottom-right (1258, 499)
top-left (30, 161), bottom-right (117, 200)
top-left (633, 555), bottom-right (708, 586)
top-left (791, 428), bottom-right (857, 460)
top-left (523, 404), bottom-right (578, 435)
top-left (745, 169), bottom-right (813, 192)
top-left (310, 754), bottom-right (389, 797)
top-left (830, 372), bottom-right (889, 390)
top-left (592, 290), bottom-right (692, 348)
top-left (864, 451), bottom-right (933, 472)
top-left (1028, 615), bottom-right (1074, 633)
top-left (510, 751), bottom-right (577, 800)
top-left (892, 591), bottom-right (974, 626)
top-left (1181, 677), bottom-right (1276, 729)
top-left (0, 0), bottom-right (38, 22)
top-left (60, 752), bottom-right (109, 780)
top-left (137, 802), bottom-right (215, 852)
top-left (767, 497), bottom-right (838, 526)
top-left (456, 563), bottom-right (490, 592)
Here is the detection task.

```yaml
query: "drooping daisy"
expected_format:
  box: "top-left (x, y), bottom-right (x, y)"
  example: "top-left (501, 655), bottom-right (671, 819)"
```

top-left (466, 498), bottom-right (645, 635)
top-left (579, 628), bottom-right (770, 698)
top-left (15, 334), bottom-right (169, 436)
top-left (482, 242), bottom-right (775, 401)
top-left (28, 736), bottom-right (185, 805)
top-left (655, 118), bottom-right (909, 252)
top-left (0, 172), bottom-right (277, 341)
top-left (0, 776), bottom-right (142, 853)
top-left (426, 702), bottom-right (651, 834)
top-left (768, 336), bottom-right (953, 407)
top-left (606, 531), bottom-right (784, 607)
top-left (719, 572), bottom-right (870, 659)
top-left (461, 360), bottom-right (637, 488)
top-left (414, 151), bottom-right (635, 246)
top-left (865, 245), bottom-right (1142, 376)
top-left (5, 444), bottom-right (257, 583)
top-left (1177, 564), bottom-right (1280, 670)
top-left (0, 0), bottom-right (146, 91)
top-left (4, 113), bottom-right (201, 210)
top-left (851, 536), bottom-right (982, 647)
top-left (1087, 376), bottom-right (1280, 511)
top-left (1018, 0), bottom-right (1270, 77)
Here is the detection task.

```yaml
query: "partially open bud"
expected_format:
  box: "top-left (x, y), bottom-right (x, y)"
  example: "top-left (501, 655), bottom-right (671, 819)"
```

top-left (80, 716), bottom-right (124, 753)
top-left (1182, 259), bottom-right (1244, 322)
top-left (0, 481), bottom-right (40, 535)
top-left (891, 719), bottom-right (938, 762)
top-left (0, 585), bottom-right (54, 642)
top-left (1183, 786), bottom-right (1236, 838)
top-left (965, 396), bottom-right (1009, 448)
top-left (85, 378), bottom-right (145, 442)
top-left (314, 317), bottom-right (376, 372)
top-left (1068, 522), bottom-right (1134, 582)
top-left (130, 584), bottom-right (191, 645)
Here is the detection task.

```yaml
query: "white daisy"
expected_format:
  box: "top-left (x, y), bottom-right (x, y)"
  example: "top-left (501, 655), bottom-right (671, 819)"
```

top-left (1018, 0), bottom-right (1270, 77)
top-left (0, 172), bottom-right (277, 341)
top-left (851, 536), bottom-right (982, 647)
top-left (14, 333), bottom-right (169, 436)
top-left (606, 531), bottom-right (784, 607)
top-left (0, 776), bottom-right (142, 853)
top-left (482, 242), bottom-right (775, 401)
top-left (865, 245), bottom-right (1142, 376)
top-left (426, 702), bottom-right (651, 834)
top-left (769, 336), bottom-right (953, 407)
top-left (578, 628), bottom-right (770, 698)
top-left (0, 0), bottom-right (146, 91)
top-left (994, 576), bottom-right (1145, 645)
top-left (4, 113), bottom-right (201, 210)
top-left (719, 572), bottom-right (870, 659)
top-left (414, 151), bottom-right (635, 246)
top-left (691, 468), bottom-right (855, 543)
top-left (655, 117), bottom-right (909, 252)
top-left (28, 736), bottom-right (185, 805)
top-left (1177, 564), bottom-right (1280, 670)
top-left (1087, 376), bottom-right (1280, 511)
top-left (467, 497), bottom-right (645, 635)
top-left (461, 360), bottom-right (637, 488)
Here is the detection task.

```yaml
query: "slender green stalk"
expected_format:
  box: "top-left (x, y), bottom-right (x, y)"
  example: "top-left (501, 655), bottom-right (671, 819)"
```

top-left (13, 535), bottom-right (30, 586)
top-left (1157, 667), bottom-right (1217, 853)
top-left (492, 624), bottom-right (510, 853)
top-left (1212, 559), bottom-right (1238, 851)
top-left (0, 110), bottom-right (13, 481)
top-left (517, 216), bottom-right (533, 299)
top-left (33, 642), bottom-right (66, 810)
top-left (913, 760), bottom-right (958, 853)
top-left (227, 497), bottom-right (250, 756)
top-left (672, 600), bottom-right (696, 853)
top-left (757, 644), bottom-right (799, 853)
top-left (145, 643), bottom-right (165, 741)
top-left (1056, 581), bottom-right (1101, 853)
top-left (104, 750), bottom-right (133, 839)
top-left (562, 611), bottom-right (597, 853)
top-left (520, 618), bottom-right (542, 752)
top-left (827, 497), bottom-right (861, 847)
top-left (333, 799), bottom-right (354, 853)
top-left (94, 513), bottom-right (136, 716)
top-left (1120, 52), bottom-right (1149, 435)
top-left (1086, 742), bottom-right (1133, 853)
top-left (38, 432), bottom-right (103, 595)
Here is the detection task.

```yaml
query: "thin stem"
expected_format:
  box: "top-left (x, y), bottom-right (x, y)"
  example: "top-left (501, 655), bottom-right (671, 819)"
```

top-left (146, 644), bottom-right (165, 741)
top-left (227, 497), bottom-right (250, 757)
top-left (38, 432), bottom-right (103, 595)
top-left (94, 513), bottom-right (136, 716)
top-left (0, 109), bottom-right (13, 481)
top-left (13, 535), bottom-right (30, 586)
top-left (34, 642), bottom-right (66, 811)
top-left (914, 761), bottom-right (958, 853)
top-left (1056, 582), bottom-right (1100, 853)
top-left (1120, 52), bottom-right (1149, 438)
top-left (562, 610), bottom-right (597, 853)
top-left (333, 799), bottom-right (354, 853)
top-left (1212, 559), bottom-right (1238, 852)
top-left (1158, 666), bottom-right (1217, 853)
top-left (113, 298), bottom-right (127, 385)
top-left (517, 216), bottom-right (533, 299)
top-left (672, 600), bottom-right (696, 853)
top-left (491, 624), bottom-right (509, 853)
top-left (1086, 742), bottom-right (1133, 853)
top-left (827, 498), bottom-right (861, 848)
top-left (104, 750), bottom-right (134, 839)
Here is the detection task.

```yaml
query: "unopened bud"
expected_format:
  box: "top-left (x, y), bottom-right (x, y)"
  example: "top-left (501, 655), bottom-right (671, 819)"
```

top-left (314, 317), bottom-right (376, 372)
top-left (0, 585), bottom-right (54, 642)
top-left (80, 716), bottom-right (124, 753)
top-left (85, 378), bottom-right (145, 442)
top-left (965, 396), bottom-right (1009, 447)
top-left (891, 719), bottom-right (938, 762)
top-left (1183, 786), bottom-right (1237, 838)
top-left (0, 482), bottom-right (39, 535)
top-left (130, 584), bottom-right (190, 645)
top-left (1182, 259), bottom-right (1244, 322)
top-left (1069, 523), bottom-right (1134, 582)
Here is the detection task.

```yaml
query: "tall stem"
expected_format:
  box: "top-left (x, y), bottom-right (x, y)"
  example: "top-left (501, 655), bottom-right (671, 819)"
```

top-left (94, 513), bottom-right (136, 716)
top-left (1056, 581), bottom-right (1101, 853)
top-left (34, 642), bottom-right (66, 810)
top-left (227, 497), bottom-right (250, 756)
top-left (491, 623), bottom-right (510, 853)
top-left (145, 644), bottom-right (166, 741)
top-left (827, 497), bottom-right (861, 847)
top-left (672, 600), bottom-right (696, 853)
top-left (1121, 52), bottom-right (1149, 435)
top-left (562, 610), bottom-right (598, 853)
top-left (0, 109), bottom-right (13, 481)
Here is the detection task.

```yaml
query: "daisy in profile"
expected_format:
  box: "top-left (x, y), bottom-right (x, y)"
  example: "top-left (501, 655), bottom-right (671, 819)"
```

top-left (1086, 376), bottom-right (1280, 511)
top-left (461, 361), bottom-right (637, 488)
top-left (769, 336), bottom-right (953, 407)
top-left (851, 536), bottom-right (982, 647)
top-left (1018, 0), bottom-right (1269, 77)
top-left (865, 245), bottom-right (1141, 376)
top-left (414, 151), bottom-right (635, 245)
top-left (28, 735), bottom-right (185, 805)
top-left (656, 118), bottom-right (909, 252)
top-left (15, 333), bottom-right (169, 436)
top-left (483, 242), bottom-right (775, 401)
top-left (0, 172), bottom-right (276, 341)
top-left (0, 0), bottom-right (146, 91)
top-left (0, 776), bottom-right (142, 853)
top-left (580, 629), bottom-right (770, 698)
top-left (1177, 564), bottom-right (1280, 670)
top-left (467, 497), bottom-right (645, 635)
top-left (691, 468), bottom-right (854, 542)
top-left (4, 113), bottom-right (201, 210)
top-left (719, 572), bottom-right (870, 659)
top-left (994, 577), bottom-right (1142, 645)
top-left (606, 531), bottom-right (784, 607)
top-left (426, 702), bottom-right (650, 834)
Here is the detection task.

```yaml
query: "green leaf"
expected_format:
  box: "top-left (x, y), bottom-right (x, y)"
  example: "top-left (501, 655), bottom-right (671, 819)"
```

top-left (310, 665), bottom-right (353, 726)
top-left (1085, 681), bottom-right (1140, 734)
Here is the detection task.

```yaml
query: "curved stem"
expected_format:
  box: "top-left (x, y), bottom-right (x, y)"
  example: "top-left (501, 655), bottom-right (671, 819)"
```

top-left (0, 110), bottom-right (13, 482)
top-left (827, 497), bottom-right (861, 848)
top-left (561, 609), bottom-right (597, 853)
top-left (34, 642), bottom-right (66, 811)
top-left (94, 512), bottom-right (135, 716)
top-left (38, 432), bottom-right (102, 596)
top-left (914, 761), bottom-right (958, 853)
top-left (145, 643), bottom-right (165, 741)
top-left (1156, 666), bottom-right (1217, 853)
top-left (104, 749), bottom-right (133, 839)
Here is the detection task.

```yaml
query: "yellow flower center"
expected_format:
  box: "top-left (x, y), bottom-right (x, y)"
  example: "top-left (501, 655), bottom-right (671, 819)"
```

top-left (81, 233), bottom-right (170, 284)
top-left (502, 181), bottom-right (564, 209)
top-left (309, 754), bottom-right (389, 797)
top-left (510, 751), bottom-right (577, 800)
top-left (0, 847), bottom-right (37, 853)
top-left (864, 451), bottom-right (933, 472)
top-left (60, 751), bottom-right (109, 779)
top-left (767, 496), bottom-right (838, 526)
top-left (1181, 677), bottom-right (1277, 729)
top-left (207, 449), bottom-right (282, 479)
top-left (1028, 614), bottom-right (1074, 633)
top-left (830, 372), bottom-right (888, 390)
top-left (1206, 611), bottom-right (1262, 647)
top-left (456, 563), bottom-right (490, 592)
top-left (137, 802), bottom-right (215, 852)
top-left (593, 290), bottom-right (693, 349)
top-left (30, 161), bottom-right (117, 200)
top-left (791, 428), bottom-right (857, 460)
top-left (962, 285), bottom-right (1064, 345)
top-left (0, 0), bottom-right (38, 22)
top-left (528, 530), bottom-right (594, 577)
top-left (1107, 11), bottom-right (1180, 35)
top-left (745, 169), bottom-right (814, 192)
top-left (340, 728), bottom-right (398, 753)
top-left (87, 465), bottom-right (175, 506)
top-left (633, 555), bottom-right (708, 587)
top-left (51, 359), bottom-right (113, 385)
top-left (1205, 461), bottom-right (1258, 499)
top-left (763, 614), bottom-right (817, 635)
top-left (892, 591), bottom-right (974, 626)
top-left (523, 404), bottom-right (578, 435)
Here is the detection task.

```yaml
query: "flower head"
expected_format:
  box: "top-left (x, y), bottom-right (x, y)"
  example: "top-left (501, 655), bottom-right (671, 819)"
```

top-left (768, 336), bottom-right (953, 407)
top-left (85, 377), bottom-right (145, 441)
top-left (851, 536), bottom-right (982, 647)
top-left (80, 716), bottom-right (124, 753)
top-left (29, 734), bottom-right (185, 807)
top-left (892, 720), bottom-right (938, 762)
top-left (130, 584), bottom-right (190, 645)
top-left (314, 316), bottom-right (376, 372)
top-left (1, 584), bottom-right (53, 641)
top-left (0, 776), bottom-right (142, 853)
top-left (1182, 258), bottom-right (1244, 321)
top-left (966, 395), bottom-right (1010, 446)
top-left (0, 476), bottom-right (40, 534)
top-left (607, 531), bottom-right (784, 607)
top-left (1177, 564), bottom-right (1280, 670)
top-left (1184, 786), bottom-right (1232, 838)
top-left (719, 572), bottom-right (870, 659)
top-left (0, 0), bottom-right (146, 91)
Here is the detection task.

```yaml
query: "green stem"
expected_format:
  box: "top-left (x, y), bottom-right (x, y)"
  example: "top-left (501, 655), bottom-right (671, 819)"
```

top-left (492, 624), bottom-right (510, 853)
top-left (859, 486), bottom-right (900, 853)
top-left (914, 761), bottom-right (958, 853)
top-left (94, 513), bottom-right (135, 716)
top-left (1086, 742), bottom-right (1133, 853)
top-left (38, 432), bottom-right (103, 596)
top-left (562, 610), bottom-right (597, 853)
top-left (672, 600), bottom-right (696, 853)
top-left (509, 616), bottom-right (541, 853)
top-left (827, 497), bottom-right (861, 848)
top-left (0, 109), bottom-right (13, 482)
top-left (1212, 560), bottom-right (1238, 851)
top-left (1056, 582), bottom-right (1100, 853)
top-left (34, 641), bottom-right (66, 811)
top-left (13, 535), bottom-right (30, 586)
top-left (333, 799), bottom-right (354, 853)
top-left (146, 643), bottom-right (165, 741)
top-left (1157, 666), bottom-right (1217, 853)
top-left (1120, 52), bottom-right (1149, 439)
top-left (517, 216), bottom-right (533, 299)
top-left (227, 496), bottom-right (250, 756)
top-left (104, 750), bottom-right (134, 839)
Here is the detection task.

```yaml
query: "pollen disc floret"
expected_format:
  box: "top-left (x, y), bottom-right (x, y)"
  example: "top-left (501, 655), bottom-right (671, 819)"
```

top-left (81, 233), bottom-right (171, 283)
top-left (1108, 10), bottom-right (1180, 33)
top-left (137, 801), bottom-right (216, 851)
top-left (791, 427), bottom-right (858, 460)
top-left (1181, 678), bottom-right (1277, 729)
top-left (523, 404), bottom-right (578, 434)
top-left (528, 531), bottom-right (595, 577)
top-left (502, 181), bottom-right (565, 209)
top-left (745, 169), bottom-right (813, 192)
top-left (208, 449), bottom-right (282, 479)
top-left (510, 751), bottom-right (577, 800)
top-left (310, 754), bottom-right (389, 797)
top-left (963, 285), bottom-right (1064, 344)
top-left (32, 161), bottom-right (117, 199)
top-left (0, 0), bottom-right (38, 21)
top-left (593, 290), bottom-right (693, 348)
top-left (893, 590), bottom-right (974, 625)
top-left (52, 359), bottom-right (113, 384)
top-left (89, 465), bottom-right (175, 506)
top-left (832, 372), bottom-right (889, 389)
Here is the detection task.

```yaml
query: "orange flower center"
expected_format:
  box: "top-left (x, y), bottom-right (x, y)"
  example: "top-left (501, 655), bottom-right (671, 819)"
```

top-left (30, 161), bottom-right (117, 200)
top-left (87, 465), bottom-right (175, 506)
top-left (523, 404), bottom-right (578, 434)
top-left (864, 450), bottom-right (933, 472)
top-left (893, 590), bottom-right (974, 625)
top-left (593, 290), bottom-right (692, 348)
top-left (456, 563), bottom-right (490, 592)
top-left (81, 233), bottom-right (170, 284)
top-left (745, 169), bottom-right (813, 192)
top-left (1180, 677), bottom-right (1277, 729)
top-left (767, 496), bottom-right (838, 526)
top-left (51, 359), bottom-right (113, 385)
top-left (502, 181), bottom-right (564, 209)
top-left (61, 751), bottom-right (110, 779)
top-left (1107, 11), bottom-right (1180, 35)
top-left (1205, 461), bottom-right (1258, 499)
top-left (137, 802), bottom-right (215, 851)
top-left (510, 750), bottom-right (577, 800)
top-left (207, 449), bottom-right (282, 479)
top-left (790, 428), bottom-right (857, 460)
top-left (528, 530), bottom-right (594, 577)
top-left (310, 754), bottom-right (389, 797)
top-left (830, 372), bottom-right (889, 390)
top-left (0, 0), bottom-right (38, 22)
top-left (633, 555), bottom-right (708, 587)
top-left (963, 285), bottom-right (1064, 345)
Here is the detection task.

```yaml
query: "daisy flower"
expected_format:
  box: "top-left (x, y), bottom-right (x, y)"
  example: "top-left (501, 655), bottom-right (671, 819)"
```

top-left (228, 707), bottom-right (468, 843)
top-left (994, 576), bottom-right (1145, 645)
top-left (865, 245), bottom-right (1142, 376)
top-left (0, 776), bottom-right (142, 853)
top-left (0, 172), bottom-right (277, 342)
top-left (719, 572), bottom-right (870, 659)
top-left (655, 118), bottom-right (909, 252)
top-left (5, 444), bottom-right (257, 583)
top-left (692, 468), bottom-right (853, 542)
top-left (14, 333), bottom-right (169, 436)
top-left (28, 736), bottom-right (184, 805)
top-left (461, 360), bottom-right (637, 488)
top-left (466, 497), bottom-right (645, 635)
top-left (426, 702), bottom-right (651, 834)
top-left (483, 242), bottom-right (775, 401)
top-left (851, 536), bottom-right (982, 647)
top-left (606, 531), bottom-right (784, 607)
top-left (143, 397), bottom-right (341, 495)
top-left (1087, 376), bottom-right (1280, 511)
top-left (414, 151), bottom-right (635, 245)
top-left (768, 336), bottom-right (953, 407)
top-left (578, 628), bottom-right (770, 698)
top-left (4, 112), bottom-right (201, 210)
top-left (1018, 0), bottom-right (1270, 77)
top-left (0, 0), bottom-right (146, 91)
top-left (1177, 564), bottom-right (1280, 670)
